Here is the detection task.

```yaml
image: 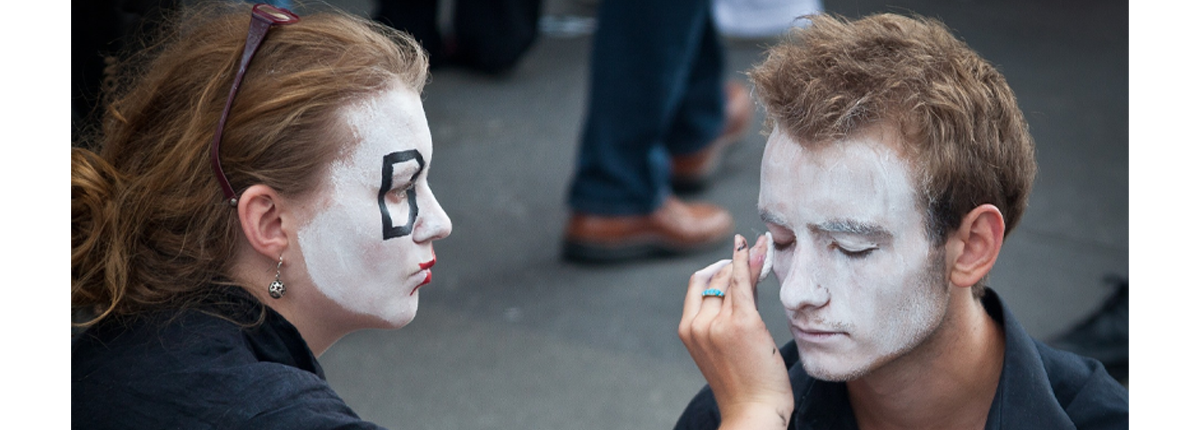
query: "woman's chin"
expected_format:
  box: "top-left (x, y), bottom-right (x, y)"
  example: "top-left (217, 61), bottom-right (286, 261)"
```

top-left (380, 303), bottom-right (419, 329)
top-left (347, 299), bottom-right (418, 331)
top-left (385, 313), bottom-right (417, 330)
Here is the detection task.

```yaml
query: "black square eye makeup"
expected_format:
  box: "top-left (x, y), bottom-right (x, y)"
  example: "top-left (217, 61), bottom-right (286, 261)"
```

top-left (378, 150), bottom-right (425, 240)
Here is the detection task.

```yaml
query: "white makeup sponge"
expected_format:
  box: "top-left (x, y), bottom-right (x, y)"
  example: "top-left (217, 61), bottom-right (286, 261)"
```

top-left (759, 231), bottom-right (775, 282)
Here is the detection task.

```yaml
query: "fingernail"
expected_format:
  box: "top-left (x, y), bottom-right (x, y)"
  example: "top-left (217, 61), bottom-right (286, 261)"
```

top-left (736, 234), bottom-right (747, 251)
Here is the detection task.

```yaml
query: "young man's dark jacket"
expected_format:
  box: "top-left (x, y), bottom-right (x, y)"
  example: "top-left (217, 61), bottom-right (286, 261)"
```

top-left (674, 288), bottom-right (1129, 430)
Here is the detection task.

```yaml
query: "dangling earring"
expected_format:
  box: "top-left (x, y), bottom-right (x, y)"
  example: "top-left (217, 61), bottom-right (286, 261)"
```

top-left (268, 256), bottom-right (286, 299)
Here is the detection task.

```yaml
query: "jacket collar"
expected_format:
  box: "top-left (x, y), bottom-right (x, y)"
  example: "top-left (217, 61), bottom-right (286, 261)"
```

top-left (215, 285), bottom-right (326, 378)
top-left (982, 289), bottom-right (1074, 429)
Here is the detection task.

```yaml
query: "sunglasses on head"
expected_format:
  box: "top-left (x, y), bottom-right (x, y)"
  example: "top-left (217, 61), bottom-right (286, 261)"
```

top-left (210, 3), bottom-right (300, 207)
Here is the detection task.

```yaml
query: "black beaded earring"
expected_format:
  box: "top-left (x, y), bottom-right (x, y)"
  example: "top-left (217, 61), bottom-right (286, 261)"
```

top-left (268, 256), bottom-right (286, 299)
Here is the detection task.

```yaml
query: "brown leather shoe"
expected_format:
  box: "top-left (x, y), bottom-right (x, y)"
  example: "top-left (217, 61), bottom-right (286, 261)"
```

top-left (671, 80), bottom-right (753, 191)
top-left (563, 197), bottom-right (735, 262)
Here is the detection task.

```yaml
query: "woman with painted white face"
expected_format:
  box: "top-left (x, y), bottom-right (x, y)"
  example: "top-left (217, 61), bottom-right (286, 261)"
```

top-left (71, 4), bottom-right (449, 428)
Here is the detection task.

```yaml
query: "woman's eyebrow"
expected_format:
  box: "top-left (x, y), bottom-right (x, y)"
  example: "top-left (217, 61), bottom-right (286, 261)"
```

top-left (382, 150), bottom-right (426, 181)
top-left (390, 159), bottom-right (423, 182)
top-left (380, 149), bottom-right (426, 192)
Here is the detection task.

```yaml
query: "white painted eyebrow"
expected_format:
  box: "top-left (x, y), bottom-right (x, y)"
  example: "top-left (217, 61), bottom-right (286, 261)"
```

top-left (810, 219), bottom-right (892, 240)
top-left (759, 209), bottom-right (788, 227)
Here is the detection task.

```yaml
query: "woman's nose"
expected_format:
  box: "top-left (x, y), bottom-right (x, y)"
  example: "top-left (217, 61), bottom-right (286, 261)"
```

top-left (413, 188), bottom-right (452, 243)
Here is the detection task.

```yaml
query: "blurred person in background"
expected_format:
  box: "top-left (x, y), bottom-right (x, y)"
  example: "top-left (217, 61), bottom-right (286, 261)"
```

top-left (562, 0), bottom-right (751, 263)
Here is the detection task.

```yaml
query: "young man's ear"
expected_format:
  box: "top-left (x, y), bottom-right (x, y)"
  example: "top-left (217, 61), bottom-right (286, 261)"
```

top-left (237, 184), bottom-right (290, 260)
top-left (946, 204), bottom-right (1006, 288)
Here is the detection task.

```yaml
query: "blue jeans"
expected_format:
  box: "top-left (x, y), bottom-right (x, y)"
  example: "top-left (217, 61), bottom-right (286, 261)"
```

top-left (567, 0), bottom-right (726, 216)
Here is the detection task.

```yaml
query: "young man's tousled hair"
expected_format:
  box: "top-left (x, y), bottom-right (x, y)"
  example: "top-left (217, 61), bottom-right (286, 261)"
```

top-left (749, 13), bottom-right (1036, 254)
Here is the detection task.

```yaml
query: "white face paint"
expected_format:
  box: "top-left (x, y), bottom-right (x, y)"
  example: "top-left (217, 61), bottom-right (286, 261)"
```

top-left (758, 124), bottom-right (949, 382)
top-left (296, 86), bottom-right (452, 329)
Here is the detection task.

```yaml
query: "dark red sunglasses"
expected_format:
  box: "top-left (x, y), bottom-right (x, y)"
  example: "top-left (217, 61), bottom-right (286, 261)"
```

top-left (210, 4), bottom-right (300, 207)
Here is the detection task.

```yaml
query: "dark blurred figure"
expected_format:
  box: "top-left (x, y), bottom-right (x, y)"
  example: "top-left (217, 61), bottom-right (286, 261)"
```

top-left (1051, 275), bottom-right (1129, 382)
top-left (374, 0), bottom-right (541, 74)
top-left (561, 0), bottom-right (748, 263)
top-left (73, 0), bottom-right (180, 145)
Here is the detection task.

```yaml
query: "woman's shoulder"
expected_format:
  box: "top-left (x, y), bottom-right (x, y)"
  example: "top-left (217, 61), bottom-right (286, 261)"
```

top-left (72, 308), bottom-right (247, 428)
top-left (73, 286), bottom-right (285, 370)
top-left (72, 305), bottom-right (381, 428)
top-left (235, 365), bottom-right (387, 429)
top-left (73, 295), bottom-right (259, 370)
top-left (74, 356), bottom-right (377, 429)
top-left (72, 305), bottom-right (262, 398)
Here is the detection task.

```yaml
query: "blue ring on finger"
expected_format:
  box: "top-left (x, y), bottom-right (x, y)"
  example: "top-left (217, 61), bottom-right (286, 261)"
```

top-left (701, 288), bottom-right (726, 298)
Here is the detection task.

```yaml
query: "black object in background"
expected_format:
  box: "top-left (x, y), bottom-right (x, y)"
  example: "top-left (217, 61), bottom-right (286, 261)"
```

top-left (375, 0), bottom-right (542, 74)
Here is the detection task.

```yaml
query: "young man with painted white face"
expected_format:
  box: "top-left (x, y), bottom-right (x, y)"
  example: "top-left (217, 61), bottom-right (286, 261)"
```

top-left (675, 13), bottom-right (1128, 430)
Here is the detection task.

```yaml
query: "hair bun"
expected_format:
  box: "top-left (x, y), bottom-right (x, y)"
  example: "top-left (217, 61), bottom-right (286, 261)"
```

top-left (71, 148), bottom-right (123, 227)
top-left (72, 147), bottom-right (127, 324)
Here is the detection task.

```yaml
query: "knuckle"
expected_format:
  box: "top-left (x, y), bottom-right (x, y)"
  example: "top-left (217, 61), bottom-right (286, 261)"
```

top-left (731, 317), bottom-right (753, 331)
top-left (709, 320), bottom-right (729, 338)
top-left (735, 316), bottom-right (765, 332)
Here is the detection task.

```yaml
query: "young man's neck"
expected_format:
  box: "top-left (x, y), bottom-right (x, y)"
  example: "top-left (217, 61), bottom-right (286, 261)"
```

top-left (847, 288), bottom-right (1005, 430)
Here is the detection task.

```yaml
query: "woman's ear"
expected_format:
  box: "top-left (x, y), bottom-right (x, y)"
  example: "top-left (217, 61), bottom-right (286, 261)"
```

top-left (237, 184), bottom-right (290, 259)
top-left (946, 204), bottom-right (1006, 288)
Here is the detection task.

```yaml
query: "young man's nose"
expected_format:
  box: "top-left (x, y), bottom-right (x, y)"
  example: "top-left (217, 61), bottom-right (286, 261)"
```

top-left (779, 250), bottom-right (831, 311)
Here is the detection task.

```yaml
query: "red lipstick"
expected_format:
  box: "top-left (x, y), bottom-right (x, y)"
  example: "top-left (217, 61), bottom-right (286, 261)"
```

top-left (411, 270), bottom-right (433, 296)
top-left (412, 250), bottom-right (436, 295)
top-left (420, 250), bottom-right (436, 270)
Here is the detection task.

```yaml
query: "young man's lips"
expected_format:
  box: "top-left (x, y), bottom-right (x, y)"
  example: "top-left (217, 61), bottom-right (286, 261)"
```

top-left (793, 326), bottom-right (846, 343)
